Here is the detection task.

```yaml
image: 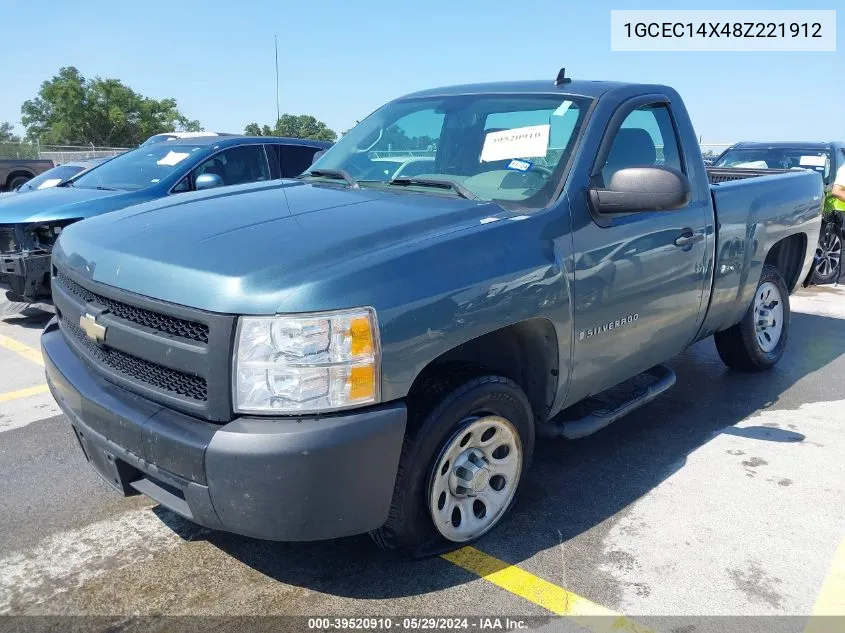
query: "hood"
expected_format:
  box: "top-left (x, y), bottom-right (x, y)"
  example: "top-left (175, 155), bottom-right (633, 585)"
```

top-left (54, 180), bottom-right (503, 314)
top-left (0, 186), bottom-right (154, 224)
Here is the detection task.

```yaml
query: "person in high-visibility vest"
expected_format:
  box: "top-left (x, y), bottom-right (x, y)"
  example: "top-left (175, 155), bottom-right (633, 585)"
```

top-left (830, 163), bottom-right (845, 284)
top-left (833, 163), bottom-right (845, 205)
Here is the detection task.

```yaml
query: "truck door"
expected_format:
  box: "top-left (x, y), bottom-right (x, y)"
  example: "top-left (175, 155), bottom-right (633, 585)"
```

top-left (568, 99), bottom-right (711, 398)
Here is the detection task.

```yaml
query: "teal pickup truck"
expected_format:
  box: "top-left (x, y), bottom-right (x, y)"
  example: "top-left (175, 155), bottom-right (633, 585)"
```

top-left (42, 72), bottom-right (823, 557)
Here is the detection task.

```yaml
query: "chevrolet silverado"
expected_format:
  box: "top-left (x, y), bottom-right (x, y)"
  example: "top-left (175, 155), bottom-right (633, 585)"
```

top-left (42, 72), bottom-right (823, 557)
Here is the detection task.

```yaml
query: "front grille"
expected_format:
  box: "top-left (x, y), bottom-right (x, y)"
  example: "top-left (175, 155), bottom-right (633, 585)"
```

top-left (57, 272), bottom-right (209, 343)
top-left (63, 317), bottom-right (208, 401)
top-left (0, 227), bottom-right (17, 253)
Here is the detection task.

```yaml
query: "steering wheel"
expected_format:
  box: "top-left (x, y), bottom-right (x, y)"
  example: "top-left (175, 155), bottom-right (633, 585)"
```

top-left (350, 127), bottom-right (384, 157)
top-left (529, 165), bottom-right (554, 179)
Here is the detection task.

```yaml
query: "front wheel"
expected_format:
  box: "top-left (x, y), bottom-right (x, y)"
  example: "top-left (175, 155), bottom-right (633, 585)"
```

top-left (714, 264), bottom-right (790, 372)
top-left (371, 373), bottom-right (534, 557)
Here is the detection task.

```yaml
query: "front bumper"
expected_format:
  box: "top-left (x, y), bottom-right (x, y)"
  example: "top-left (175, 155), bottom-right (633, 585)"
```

top-left (0, 250), bottom-right (52, 302)
top-left (42, 319), bottom-right (407, 541)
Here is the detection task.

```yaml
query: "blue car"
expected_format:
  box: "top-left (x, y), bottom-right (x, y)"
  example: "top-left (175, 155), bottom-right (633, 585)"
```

top-left (0, 135), bottom-right (331, 303)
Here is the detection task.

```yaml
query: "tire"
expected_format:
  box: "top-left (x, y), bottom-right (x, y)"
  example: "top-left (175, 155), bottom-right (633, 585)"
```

top-left (7, 174), bottom-right (31, 192)
top-left (714, 264), bottom-right (790, 372)
top-left (811, 217), bottom-right (842, 285)
top-left (371, 372), bottom-right (534, 558)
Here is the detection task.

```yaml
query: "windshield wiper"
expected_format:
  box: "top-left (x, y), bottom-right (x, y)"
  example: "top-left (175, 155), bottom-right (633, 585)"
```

top-left (305, 169), bottom-right (359, 189)
top-left (57, 180), bottom-right (74, 187)
top-left (95, 185), bottom-right (120, 191)
top-left (388, 177), bottom-right (477, 200)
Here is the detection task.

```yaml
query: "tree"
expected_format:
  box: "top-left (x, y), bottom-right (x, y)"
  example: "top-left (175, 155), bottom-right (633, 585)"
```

top-left (244, 122), bottom-right (274, 137)
top-left (0, 121), bottom-right (20, 143)
top-left (379, 125), bottom-right (435, 152)
top-left (244, 114), bottom-right (336, 142)
top-left (20, 67), bottom-right (202, 147)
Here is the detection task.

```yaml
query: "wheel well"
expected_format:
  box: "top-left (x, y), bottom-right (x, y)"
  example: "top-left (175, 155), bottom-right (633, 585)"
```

top-left (764, 233), bottom-right (807, 292)
top-left (5, 170), bottom-right (34, 189)
top-left (406, 319), bottom-right (558, 426)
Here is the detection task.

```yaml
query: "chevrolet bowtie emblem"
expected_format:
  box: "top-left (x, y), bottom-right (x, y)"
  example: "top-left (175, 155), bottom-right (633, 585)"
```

top-left (79, 312), bottom-right (107, 343)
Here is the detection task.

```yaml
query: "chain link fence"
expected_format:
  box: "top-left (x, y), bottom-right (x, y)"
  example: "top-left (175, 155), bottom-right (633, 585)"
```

top-left (0, 142), bottom-right (129, 164)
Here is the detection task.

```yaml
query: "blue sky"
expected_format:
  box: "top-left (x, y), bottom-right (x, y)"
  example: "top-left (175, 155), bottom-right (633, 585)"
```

top-left (1, 0), bottom-right (841, 144)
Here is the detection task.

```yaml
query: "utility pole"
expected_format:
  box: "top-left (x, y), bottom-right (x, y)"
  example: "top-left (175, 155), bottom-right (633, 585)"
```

top-left (275, 35), bottom-right (281, 126)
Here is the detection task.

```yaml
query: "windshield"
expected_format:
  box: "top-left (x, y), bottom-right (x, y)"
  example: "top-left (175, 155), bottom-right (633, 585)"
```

top-left (17, 165), bottom-right (86, 192)
top-left (714, 147), bottom-right (832, 183)
top-left (72, 144), bottom-right (205, 191)
top-left (307, 93), bottom-right (592, 205)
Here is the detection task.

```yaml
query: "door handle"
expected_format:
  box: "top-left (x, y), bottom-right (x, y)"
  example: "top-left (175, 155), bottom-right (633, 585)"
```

top-left (674, 229), bottom-right (704, 247)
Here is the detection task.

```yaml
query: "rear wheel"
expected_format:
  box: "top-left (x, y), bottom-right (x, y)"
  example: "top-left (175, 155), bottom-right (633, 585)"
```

top-left (714, 265), bottom-right (790, 372)
top-left (371, 373), bottom-right (533, 557)
top-left (812, 219), bottom-right (842, 284)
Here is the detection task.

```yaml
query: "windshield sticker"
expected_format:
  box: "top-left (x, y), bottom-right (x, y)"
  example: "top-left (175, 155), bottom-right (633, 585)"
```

top-left (156, 151), bottom-right (190, 167)
top-left (552, 100), bottom-right (573, 117)
top-left (799, 155), bottom-right (826, 167)
top-left (507, 159), bottom-right (532, 172)
top-left (37, 178), bottom-right (63, 190)
top-left (481, 124), bottom-right (550, 162)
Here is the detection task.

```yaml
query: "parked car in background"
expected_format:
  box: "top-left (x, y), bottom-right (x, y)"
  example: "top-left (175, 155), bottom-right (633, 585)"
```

top-left (42, 74), bottom-right (822, 555)
top-left (7, 158), bottom-right (110, 196)
top-left (141, 132), bottom-right (236, 146)
top-left (0, 158), bottom-right (55, 192)
top-left (713, 141), bottom-right (845, 284)
top-left (0, 136), bottom-right (331, 305)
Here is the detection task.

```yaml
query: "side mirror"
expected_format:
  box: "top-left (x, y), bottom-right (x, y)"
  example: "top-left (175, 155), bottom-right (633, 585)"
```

top-left (589, 166), bottom-right (691, 214)
top-left (311, 149), bottom-right (326, 165)
top-left (195, 173), bottom-right (224, 191)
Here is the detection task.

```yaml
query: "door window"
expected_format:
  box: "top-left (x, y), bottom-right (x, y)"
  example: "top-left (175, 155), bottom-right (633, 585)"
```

top-left (194, 145), bottom-right (271, 187)
top-left (599, 104), bottom-right (683, 187)
top-left (277, 145), bottom-right (323, 178)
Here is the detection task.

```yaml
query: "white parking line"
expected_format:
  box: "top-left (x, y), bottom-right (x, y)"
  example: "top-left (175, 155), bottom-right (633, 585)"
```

top-left (0, 507), bottom-right (207, 614)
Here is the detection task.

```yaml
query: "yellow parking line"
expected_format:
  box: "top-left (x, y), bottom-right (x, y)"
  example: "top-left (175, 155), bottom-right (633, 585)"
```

top-left (0, 333), bottom-right (43, 366)
top-left (804, 538), bottom-right (845, 632)
top-left (0, 384), bottom-right (49, 403)
top-left (442, 547), bottom-right (654, 632)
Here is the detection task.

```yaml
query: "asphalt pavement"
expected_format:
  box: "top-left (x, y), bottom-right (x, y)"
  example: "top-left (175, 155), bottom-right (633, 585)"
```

top-left (0, 286), bottom-right (844, 632)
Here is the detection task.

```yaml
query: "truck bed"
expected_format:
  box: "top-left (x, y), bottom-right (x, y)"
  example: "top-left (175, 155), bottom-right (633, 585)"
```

top-left (700, 166), bottom-right (823, 337)
top-left (707, 166), bottom-right (795, 184)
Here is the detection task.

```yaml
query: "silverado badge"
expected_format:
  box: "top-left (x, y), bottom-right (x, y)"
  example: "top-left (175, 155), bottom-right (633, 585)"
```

top-left (79, 313), bottom-right (107, 343)
top-left (578, 314), bottom-right (638, 341)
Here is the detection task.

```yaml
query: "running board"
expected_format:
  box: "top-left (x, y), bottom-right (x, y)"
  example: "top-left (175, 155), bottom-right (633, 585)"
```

top-left (542, 364), bottom-right (676, 439)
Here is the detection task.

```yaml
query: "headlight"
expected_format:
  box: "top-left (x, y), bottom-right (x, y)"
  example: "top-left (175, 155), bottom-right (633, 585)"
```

top-left (233, 308), bottom-right (380, 414)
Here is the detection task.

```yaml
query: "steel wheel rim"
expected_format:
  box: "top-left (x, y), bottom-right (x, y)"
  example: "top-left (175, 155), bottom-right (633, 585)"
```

top-left (754, 281), bottom-right (784, 353)
top-left (429, 415), bottom-right (522, 543)
top-left (815, 233), bottom-right (841, 277)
